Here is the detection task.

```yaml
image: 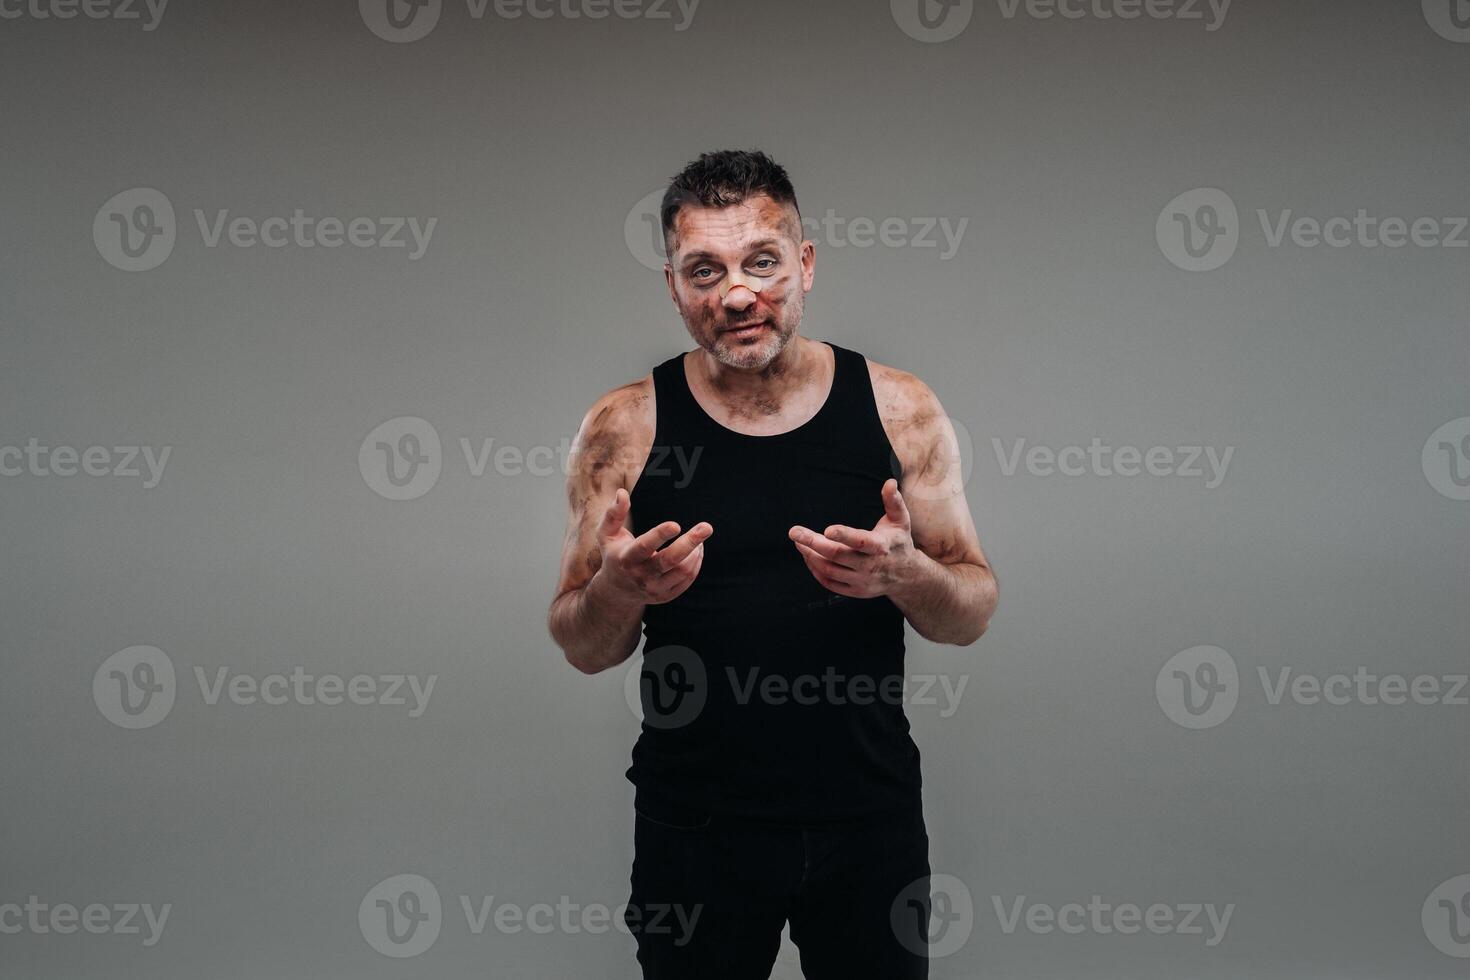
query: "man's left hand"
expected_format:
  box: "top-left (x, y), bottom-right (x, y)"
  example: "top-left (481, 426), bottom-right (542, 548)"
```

top-left (788, 478), bottom-right (921, 599)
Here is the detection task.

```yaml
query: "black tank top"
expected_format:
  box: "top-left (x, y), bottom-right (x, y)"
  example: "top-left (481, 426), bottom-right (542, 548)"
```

top-left (626, 340), bottom-right (922, 825)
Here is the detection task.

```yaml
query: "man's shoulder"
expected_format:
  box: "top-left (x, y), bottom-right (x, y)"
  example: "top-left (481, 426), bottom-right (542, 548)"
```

top-left (568, 374), bottom-right (656, 488)
top-left (856, 351), bottom-right (965, 496)
top-left (859, 353), bottom-right (944, 431)
top-left (582, 375), bottom-right (655, 433)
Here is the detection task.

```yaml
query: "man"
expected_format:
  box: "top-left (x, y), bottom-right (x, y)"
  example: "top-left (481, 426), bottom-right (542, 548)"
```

top-left (547, 149), bottom-right (997, 978)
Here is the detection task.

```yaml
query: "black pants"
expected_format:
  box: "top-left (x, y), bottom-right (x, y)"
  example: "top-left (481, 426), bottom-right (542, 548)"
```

top-left (625, 795), bottom-right (931, 979)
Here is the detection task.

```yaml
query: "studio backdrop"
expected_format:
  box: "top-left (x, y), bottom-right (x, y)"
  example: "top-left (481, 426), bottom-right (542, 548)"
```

top-left (2, 0), bottom-right (1467, 976)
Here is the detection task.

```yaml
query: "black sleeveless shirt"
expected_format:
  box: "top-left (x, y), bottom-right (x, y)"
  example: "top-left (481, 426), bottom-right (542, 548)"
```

top-left (626, 341), bottom-right (922, 825)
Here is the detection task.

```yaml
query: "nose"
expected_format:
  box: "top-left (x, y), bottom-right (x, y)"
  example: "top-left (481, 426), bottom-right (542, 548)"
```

top-left (719, 271), bottom-right (763, 308)
top-left (721, 286), bottom-right (757, 310)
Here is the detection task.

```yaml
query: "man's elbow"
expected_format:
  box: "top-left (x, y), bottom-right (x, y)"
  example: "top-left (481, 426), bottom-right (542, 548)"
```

top-left (910, 611), bottom-right (987, 647)
top-left (935, 614), bottom-right (990, 647)
top-left (549, 620), bottom-right (618, 675)
top-left (549, 624), bottom-right (603, 673)
top-left (961, 569), bottom-right (998, 645)
top-left (547, 604), bottom-right (592, 674)
top-left (958, 613), bottom-right (991, 646)
top-left (563, 647), bottom-right (610, 675)
top-left (947, 581), bottom-right (997, 646)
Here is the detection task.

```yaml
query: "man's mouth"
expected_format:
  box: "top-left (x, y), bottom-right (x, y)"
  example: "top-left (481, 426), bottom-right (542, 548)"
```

top-left (722, 320), bottom-right (768, 337)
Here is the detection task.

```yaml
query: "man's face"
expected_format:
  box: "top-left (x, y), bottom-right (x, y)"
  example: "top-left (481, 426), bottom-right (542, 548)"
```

top-left (664, 193), bottom-right (815, 372)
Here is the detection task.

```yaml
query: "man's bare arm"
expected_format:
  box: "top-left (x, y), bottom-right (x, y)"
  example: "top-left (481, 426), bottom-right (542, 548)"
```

top-left (547, 381), bottom-right (713, 674)
top-left (876, 364), bottom-right (996, 645)
top-left (547, 382), bottom-right (649, 673)
top-left (787, 363), bottom-right (996, 645)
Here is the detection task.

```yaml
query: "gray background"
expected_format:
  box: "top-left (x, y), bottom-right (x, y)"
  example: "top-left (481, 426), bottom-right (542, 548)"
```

top-left (2, 0), bottom-right (1468, 976)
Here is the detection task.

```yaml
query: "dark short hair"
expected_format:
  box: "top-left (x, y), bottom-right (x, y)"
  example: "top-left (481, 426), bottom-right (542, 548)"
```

top-left (660, 149), bottom-right (802, 260)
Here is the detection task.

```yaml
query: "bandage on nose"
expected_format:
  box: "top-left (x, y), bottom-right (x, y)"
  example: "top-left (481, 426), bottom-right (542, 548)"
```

top-left (718, 274), bottom-right (763, 300)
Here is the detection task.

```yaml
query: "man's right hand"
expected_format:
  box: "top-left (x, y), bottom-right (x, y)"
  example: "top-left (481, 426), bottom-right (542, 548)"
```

top-left (595, 487), bottom-right (712, 607)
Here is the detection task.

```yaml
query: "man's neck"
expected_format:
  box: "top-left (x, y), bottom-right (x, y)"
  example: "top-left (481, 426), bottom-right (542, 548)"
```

top-left (691, 336), bottom-right (826, 419)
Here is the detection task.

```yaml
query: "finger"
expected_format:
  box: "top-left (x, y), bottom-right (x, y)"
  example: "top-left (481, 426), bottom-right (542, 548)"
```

top-left (815, 576), bottom-right (858, 597)
top-left (650, 543), bottom-right (704, 598)
top-left (823, 524), bottom-right (883, 556)
top-left (881, 478), bottom-right (911, 529)
top-left (794, 541), bottom-right (859, 586)
top-left (626, 519), bottom-right (681, 561)
top-left (789, 526), bottom-right (864, 566)
top-left (651, 522), bottom-right (713, 572)
top-left (655, 541), bottom-right (705, 583)
top-left (806, 560), bottom-right (858, 596)
top-left (597, 487), bottom-right (630, 541)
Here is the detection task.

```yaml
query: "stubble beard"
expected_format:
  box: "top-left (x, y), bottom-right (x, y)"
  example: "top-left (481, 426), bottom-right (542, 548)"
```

top-left (692, 293), bottom-right (804, 373)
